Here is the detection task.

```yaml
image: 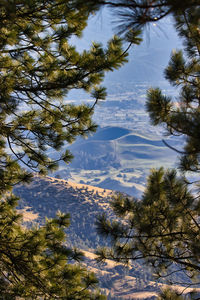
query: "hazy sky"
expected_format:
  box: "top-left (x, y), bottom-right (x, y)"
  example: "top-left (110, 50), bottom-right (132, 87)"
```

top-left (73, 8), bottom-right (182, 84)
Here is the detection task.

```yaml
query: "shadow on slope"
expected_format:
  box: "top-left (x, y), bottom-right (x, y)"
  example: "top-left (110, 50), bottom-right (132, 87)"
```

top-left (68, 126), bottom-right (177, 171)
top-left (89, 126), bottom-right (131, 141)
top-left (14, 176), bottom-right (115, 250)
top-left (118, 134), bottom-right (164, 146)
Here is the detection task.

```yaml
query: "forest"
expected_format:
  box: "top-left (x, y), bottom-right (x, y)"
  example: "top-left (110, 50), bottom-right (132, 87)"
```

top-left (0, 0), bottom-right (199, 299)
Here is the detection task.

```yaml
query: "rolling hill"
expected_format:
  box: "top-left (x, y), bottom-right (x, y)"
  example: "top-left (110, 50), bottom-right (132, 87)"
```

top-left (55, 126), bottom-right (179, 196)
top-left (68, 126), bottom-right (178, 169)
top-left (89, 127), bottom-right (131, 141)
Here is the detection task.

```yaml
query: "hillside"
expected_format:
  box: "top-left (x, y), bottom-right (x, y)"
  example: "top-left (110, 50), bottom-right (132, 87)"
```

top-left (14, 176), bottom-right (197, 299)
top-left (15, 176), bottom-right (155, 299)
top-left (15, 175), bottom-right (114, 249)
top-left (54, 126), bottom-right (178, 196)
top-left (89, 127), bottom-right (131, 141)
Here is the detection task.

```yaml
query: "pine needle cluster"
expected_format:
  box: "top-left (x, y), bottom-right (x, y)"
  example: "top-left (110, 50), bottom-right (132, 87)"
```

top-left (96, 1), bottom-right (200, 298)
top-left (0, 0), bottom-right (129, 298)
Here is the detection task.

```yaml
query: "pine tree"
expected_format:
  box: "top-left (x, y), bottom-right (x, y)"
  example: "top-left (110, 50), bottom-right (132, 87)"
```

top-left (84, 0), bottom-right (199, 42)
top-left (96, 2), bottom-right (200, 297)
top-left (0, 197), bottom-right (104, 299)
top-left (0, 0), bottom-right (130, 297)
top-left (0, 0), bottom-right (128, 180)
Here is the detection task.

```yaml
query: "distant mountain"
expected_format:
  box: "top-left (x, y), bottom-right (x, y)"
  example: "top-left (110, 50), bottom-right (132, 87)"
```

top-left (55, 126), bottom-right (178, 196)
top-left (69, 126), bottom-right (176, 170)
top-left (89, 126), bottom-right (131, 140)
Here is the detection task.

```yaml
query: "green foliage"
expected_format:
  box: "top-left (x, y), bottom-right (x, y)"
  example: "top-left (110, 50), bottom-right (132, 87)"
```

top-left (97, 168), bottom-right (200, 277)
top-left (96, 1), bottom-right (200, 298)
top-left (0, 194), bottom-right (106, 299)
top-left (89, 0), bottom-right (199, 39)
top-left (146, 6), bottom-right (200, 173)
top-left (0, 0), bottom-right (128, 298)
top-left (0, 0), bottom-right (128, 179)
